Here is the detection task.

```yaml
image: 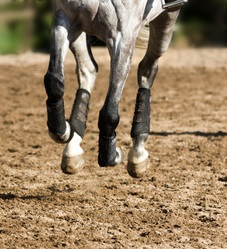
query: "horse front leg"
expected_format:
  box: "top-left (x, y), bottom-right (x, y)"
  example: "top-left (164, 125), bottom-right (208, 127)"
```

top-left (98, 38), bottom-right (134, 167)
top-left (61, 33), bottom-right (98, 174)
top-left (128, 10), bottom-right (180, 178)
top-left (44, 11), bottom-right (72, 144)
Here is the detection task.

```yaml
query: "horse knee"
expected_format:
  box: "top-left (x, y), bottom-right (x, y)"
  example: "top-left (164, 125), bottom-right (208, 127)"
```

top-left (44, 71), bottom-right (64, 102)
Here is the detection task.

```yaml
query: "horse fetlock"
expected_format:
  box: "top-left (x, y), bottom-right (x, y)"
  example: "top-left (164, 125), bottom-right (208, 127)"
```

top-left (98, 133), bottom-right (121, 167)
top-left (114, 147), bottom-right (126, 165)
top-left (48, 121), bottom-right (73, 144)
top-left (128, 146), bottom-right (149, 164)
top-left (98, 134), bottom-right (116, 166)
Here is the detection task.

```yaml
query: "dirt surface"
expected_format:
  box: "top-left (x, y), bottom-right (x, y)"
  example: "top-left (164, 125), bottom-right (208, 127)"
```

top-left (0, 48), bottom-right (227, 248)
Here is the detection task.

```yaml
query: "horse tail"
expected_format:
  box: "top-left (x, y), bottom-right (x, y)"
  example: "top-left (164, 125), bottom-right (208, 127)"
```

top-left (136, 25), bottom-right (149, 49)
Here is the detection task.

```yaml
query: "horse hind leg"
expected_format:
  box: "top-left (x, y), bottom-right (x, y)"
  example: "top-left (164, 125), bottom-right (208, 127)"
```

top-left (127, 10), bottom-right (180, 178)
top-left (61, 33), bottom-right (98, 174)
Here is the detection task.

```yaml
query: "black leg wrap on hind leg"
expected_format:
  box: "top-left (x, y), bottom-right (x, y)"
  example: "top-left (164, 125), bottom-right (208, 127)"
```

top-left (46, 99), bottom-right (66, 136)
top-left (131, 88), bottom-right (151, 138)
top-left (69, 89), bottom-right (90, 138)
top-left (98, 133), bottom-right (117, 167)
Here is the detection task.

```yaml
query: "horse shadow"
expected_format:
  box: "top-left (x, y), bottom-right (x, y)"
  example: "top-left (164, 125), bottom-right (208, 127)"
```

top-left (0, 193), bottom-right (46, 200)
top-left (149, 131), bottom-right (227, 137)
top-left (0, 186), bottom-right (74, 201)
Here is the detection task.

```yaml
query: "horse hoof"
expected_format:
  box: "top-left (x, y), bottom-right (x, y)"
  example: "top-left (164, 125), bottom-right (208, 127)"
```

top-left (113, 147), bottom-right (126, 166)
top-left (127, 158), bottom-right (149, 178)
top-left (61, 153), bottom-right (85, 174)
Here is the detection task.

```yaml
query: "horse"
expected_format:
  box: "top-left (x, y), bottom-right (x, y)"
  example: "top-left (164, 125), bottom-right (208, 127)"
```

top-left (44, 0), bottom-right (187, 178)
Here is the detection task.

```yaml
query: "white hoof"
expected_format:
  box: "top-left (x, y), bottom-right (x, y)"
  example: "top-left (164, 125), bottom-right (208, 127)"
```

top-left (61, 153), bottom-right (85, 174)
top-left (127, 148), bottom-right (149, 178)
top-left (127, 158), bottom-right (149, 178)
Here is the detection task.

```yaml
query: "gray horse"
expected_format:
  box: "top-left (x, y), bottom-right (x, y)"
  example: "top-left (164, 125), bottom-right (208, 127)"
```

top-left (44, 0), bottom-right (187, 178)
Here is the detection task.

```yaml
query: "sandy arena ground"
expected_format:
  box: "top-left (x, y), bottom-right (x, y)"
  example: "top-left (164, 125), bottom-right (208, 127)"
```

top-left (0, 47), bottom-right (227, 248)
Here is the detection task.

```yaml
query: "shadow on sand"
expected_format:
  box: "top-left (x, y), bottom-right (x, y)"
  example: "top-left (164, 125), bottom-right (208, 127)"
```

top-left (149, 131), bottom-right (227, 137)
